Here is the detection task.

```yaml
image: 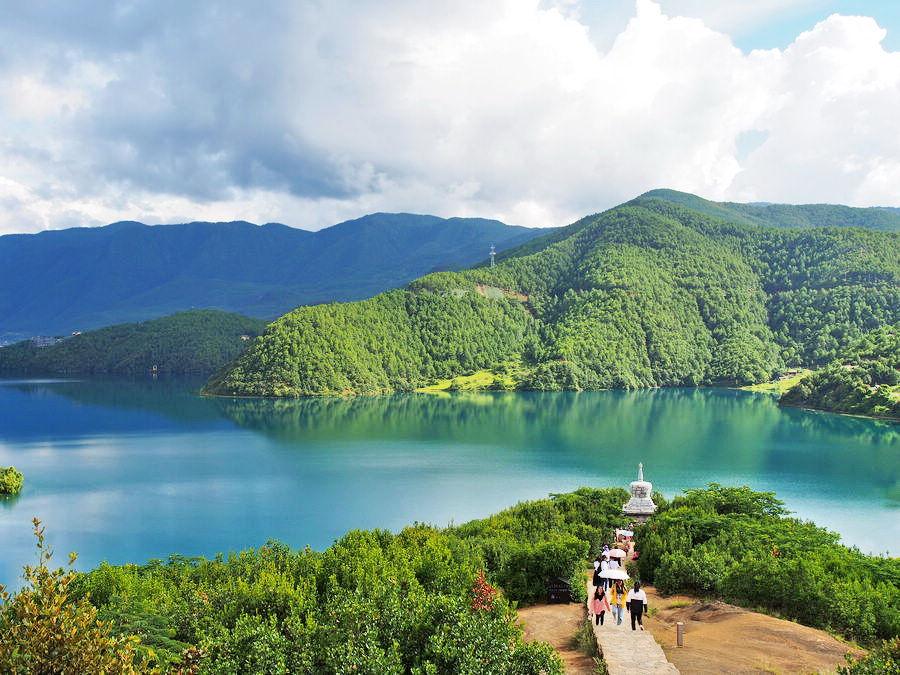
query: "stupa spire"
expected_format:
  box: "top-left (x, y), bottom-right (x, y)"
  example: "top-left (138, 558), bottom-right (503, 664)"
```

top-left (622, 461), bottom-right (657, 523)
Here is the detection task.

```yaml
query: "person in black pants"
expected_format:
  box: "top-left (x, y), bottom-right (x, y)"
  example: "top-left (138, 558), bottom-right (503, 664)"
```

top-left (592, 565), bottom-right (603, 591)
top-left (626, 580), bottom-right (648, 631)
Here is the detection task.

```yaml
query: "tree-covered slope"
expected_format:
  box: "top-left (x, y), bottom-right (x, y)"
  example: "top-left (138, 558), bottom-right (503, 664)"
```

top-left (780, 326), bottom-right (900, 419)
top-left (632, 199), bottom-right (900, 365)
top-left (0, 214), bottom-right (545, 338)
top-left (206, 291), bottom-right (536, 396)
top-left (207, 197), bottom-right (899, 397)
top-left (0, 310), bottom-right (266, 376)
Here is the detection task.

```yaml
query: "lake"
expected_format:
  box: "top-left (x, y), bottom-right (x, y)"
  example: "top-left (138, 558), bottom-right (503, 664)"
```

top-left (0, 378), bottom-right (897, 587)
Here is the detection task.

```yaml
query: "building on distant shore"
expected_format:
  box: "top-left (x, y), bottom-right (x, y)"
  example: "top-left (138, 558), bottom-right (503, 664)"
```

top-left (31, 336), bottom-right (62, 348)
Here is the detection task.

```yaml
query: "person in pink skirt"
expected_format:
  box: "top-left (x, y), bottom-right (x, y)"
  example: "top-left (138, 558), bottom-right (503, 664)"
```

top-left (590, 585), bottom-right (611, 626)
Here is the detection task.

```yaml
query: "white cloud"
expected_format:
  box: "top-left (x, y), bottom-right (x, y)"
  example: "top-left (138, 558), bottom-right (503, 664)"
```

top-left (0, 0), bottom-right (898, 233)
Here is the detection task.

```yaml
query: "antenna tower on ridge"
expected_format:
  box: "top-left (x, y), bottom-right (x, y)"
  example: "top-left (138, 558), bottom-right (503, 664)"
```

top-left (489, 244), bottom-right (496, 267)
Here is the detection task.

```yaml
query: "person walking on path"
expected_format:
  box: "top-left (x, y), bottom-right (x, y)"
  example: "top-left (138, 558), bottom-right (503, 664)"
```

top-left (591, 585), bottom-right (611, 626)
top-left (608, 555), bottom-right (620, 586)
top-left (626, 581), bottom-right (648, 631)
top-left (600, 555), bottom-right (610, 590)
top-left (609, 580), bottom-right (628, 626)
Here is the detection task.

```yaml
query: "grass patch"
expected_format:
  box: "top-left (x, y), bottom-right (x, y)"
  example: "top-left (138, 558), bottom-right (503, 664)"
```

top-left (665, 600), bottom-right (694, 610)
top-left (572, 612), bottom-right (609, 675)
top-left (740, 369), bottom-right (812, 394)
top-left (416, 370), bottom-right (498, 393)
top-left (572, 618), bottom-right (599, 658)
top-left (416, 360), bottom-right (529, 393)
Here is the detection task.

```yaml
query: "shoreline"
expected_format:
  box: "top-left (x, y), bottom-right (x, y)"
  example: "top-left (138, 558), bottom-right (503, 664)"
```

top-left (778, 399), bottom-right (900, 423)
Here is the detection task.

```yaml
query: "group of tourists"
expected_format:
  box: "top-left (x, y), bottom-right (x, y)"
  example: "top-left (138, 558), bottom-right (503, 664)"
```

top-left (589, 544), bottom-right (648, 632)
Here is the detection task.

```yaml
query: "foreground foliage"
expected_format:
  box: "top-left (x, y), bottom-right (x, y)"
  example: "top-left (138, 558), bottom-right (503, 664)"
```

top-left (0, 519), bottom-right (141, 674)
top-left (839, 638), bottom-right (900, 674)
top-left (65, 488), bottom-right (627, 672)
top-left (208, 195), bottom-right (899, 396)
top-left (635, 484), bottom-right (900, 644)
top-left (0, 465), bottom-right (24, 496)
top-left (781, 326), bottom-right (899, 419)
top-left (0, 310), bottom-right (266, 376)
top-left (5, 486), bottom-right (894, 672)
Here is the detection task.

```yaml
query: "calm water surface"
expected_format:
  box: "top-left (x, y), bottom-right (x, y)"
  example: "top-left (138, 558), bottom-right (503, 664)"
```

top-left (1, 378), bottom-right (897, 587)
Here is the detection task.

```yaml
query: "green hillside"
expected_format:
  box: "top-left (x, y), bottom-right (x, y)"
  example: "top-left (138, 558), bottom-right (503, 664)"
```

top-left (207, 196), bottom-right (900, 397)
top-left (780, 326), bottom-right (900, 419)
top-left (0, 310), bottom-right (266, 376)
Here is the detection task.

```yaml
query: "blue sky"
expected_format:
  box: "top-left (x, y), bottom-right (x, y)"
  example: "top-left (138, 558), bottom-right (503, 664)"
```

top-left (734, 1), bottom-right (900, 50)
top-left (0, 1), bottom-right (898, 233)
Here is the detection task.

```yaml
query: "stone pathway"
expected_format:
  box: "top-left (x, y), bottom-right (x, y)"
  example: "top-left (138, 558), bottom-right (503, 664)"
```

top-left (586, 580), bottom-right (679, 675)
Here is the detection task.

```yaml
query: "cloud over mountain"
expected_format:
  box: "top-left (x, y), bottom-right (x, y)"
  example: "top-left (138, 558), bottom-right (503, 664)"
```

top-left (1, 0), bottom-right (898, 233)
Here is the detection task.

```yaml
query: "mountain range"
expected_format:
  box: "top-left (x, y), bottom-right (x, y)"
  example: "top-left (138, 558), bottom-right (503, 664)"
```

top-left (207, 190), bottom-right (900, 397)
top-left (0, 213), bottom-right (545, 340)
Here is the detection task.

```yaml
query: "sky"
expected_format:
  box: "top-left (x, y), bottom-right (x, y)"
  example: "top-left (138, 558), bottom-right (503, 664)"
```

top-left (1, 0), bottom-right (899, 233)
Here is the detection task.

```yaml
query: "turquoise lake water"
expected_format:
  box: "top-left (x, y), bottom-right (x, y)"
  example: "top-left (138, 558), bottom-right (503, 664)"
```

top-left (0, 378), bottom-right (897, 587)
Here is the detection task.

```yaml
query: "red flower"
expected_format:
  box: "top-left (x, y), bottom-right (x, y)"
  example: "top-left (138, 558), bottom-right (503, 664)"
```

top-left (471, 570), bottom-right (498, 612)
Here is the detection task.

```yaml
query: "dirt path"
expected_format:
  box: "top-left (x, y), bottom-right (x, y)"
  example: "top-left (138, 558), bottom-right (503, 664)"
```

top-left (643, 588), bottom-right (865, 674)
top-left (518, 602), bottom-right (597, 674)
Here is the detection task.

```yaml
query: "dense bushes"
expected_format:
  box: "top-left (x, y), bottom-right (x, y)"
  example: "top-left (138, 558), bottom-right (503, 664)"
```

top-left (56, 488), bottom-right (629, 672)
top-left (839, 638), bottom-right (900, 673)
top-left (0, 466), bottom-right (23, 496)
top-left (209, 197), bottom-right (898, 397)
top-left (3, 484), bottom-right (897, 671)
top-left (635, 484), bottom-right (900, 644)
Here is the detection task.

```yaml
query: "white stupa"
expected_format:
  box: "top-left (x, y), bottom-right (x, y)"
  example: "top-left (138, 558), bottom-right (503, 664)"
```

top-left (622, 462), bottom-right (657, 522)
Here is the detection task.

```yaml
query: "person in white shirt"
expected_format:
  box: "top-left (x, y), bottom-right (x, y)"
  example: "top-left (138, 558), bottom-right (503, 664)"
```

top-left (626, 581), bottom-right (648, 631)
top-left (600, 556), bottom-right (610, 589)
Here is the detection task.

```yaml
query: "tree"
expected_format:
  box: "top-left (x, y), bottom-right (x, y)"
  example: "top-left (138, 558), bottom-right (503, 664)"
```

top-left (0, 518), bottom-right (147, 674)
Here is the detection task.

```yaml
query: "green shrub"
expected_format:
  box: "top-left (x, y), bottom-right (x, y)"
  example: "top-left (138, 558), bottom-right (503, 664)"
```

top-left (498, 535), bottom-right (589, 604)
top-left (637, 484), bottom-right (900, 644)
top-left (654, 550), bottom-right (725, 596)
top-left (0, 519), bottom-right (143, 673)
top-left (0, 466), bottom-right (23, 496)
top-left (838, 638), bottom-right (900, 674)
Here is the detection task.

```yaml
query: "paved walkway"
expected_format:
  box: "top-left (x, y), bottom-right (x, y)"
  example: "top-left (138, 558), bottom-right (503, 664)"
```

top-left (586, 580), bottom-right (679, 675)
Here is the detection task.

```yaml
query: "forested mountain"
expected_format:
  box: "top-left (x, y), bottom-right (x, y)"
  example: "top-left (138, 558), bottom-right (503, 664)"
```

top-left (207, 194), bottom-right (899, 397)
top-left (0, 310), bottom-right (266, 376)
top-left (0, 214), bottom-right (544, 338)
top-left (780, 326), bottom-right (899, 419)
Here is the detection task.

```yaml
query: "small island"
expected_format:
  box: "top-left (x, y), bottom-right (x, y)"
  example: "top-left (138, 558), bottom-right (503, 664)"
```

top-left (0, 466), bottom-right (24, 496)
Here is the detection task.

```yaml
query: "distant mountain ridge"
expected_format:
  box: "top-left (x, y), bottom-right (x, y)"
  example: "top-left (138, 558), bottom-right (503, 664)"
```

top-left (0, 213), bottom-right (546, 337)
top-left (638, 189), bottom-right (900, 231)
